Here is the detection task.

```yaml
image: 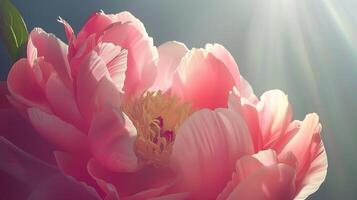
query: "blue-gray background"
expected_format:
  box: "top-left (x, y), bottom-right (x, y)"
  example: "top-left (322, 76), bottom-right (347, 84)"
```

top-left (1, 0), bottom-right (356, 199)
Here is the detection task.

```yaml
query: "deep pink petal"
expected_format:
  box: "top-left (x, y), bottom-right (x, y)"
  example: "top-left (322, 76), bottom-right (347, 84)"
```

top-left (54, 151), bottom-right (94, 186)
top-left (171, 108), bottom-right (253, 199)
top-left (27, 108), bottom-right (88, 153)
top-left (0, 81), bottom-right (11, 108)
top-left (0, 107), bottom-right (55, 164)
top-left (0, 137), bottom-right (101, 200)
top-left (87, 159), bottom-right (176, 198)
top-left (171, 48), bottom-right (237, 109)
top-left (88, 106), bottom-right (137, 172)
top-left (150, 41), bottom-right (188, 91)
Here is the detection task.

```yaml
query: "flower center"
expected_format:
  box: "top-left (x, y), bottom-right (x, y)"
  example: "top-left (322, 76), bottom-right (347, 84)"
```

top-left (122, 91), bottom-right (192, 167)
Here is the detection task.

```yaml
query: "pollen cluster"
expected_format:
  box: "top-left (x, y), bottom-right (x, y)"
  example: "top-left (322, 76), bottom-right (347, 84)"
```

top-left (122, 91), bottom-right (192, 166)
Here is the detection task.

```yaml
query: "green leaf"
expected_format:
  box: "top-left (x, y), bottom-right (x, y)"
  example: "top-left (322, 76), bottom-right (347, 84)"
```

top-left (0, 0), bottom-right (28, 63)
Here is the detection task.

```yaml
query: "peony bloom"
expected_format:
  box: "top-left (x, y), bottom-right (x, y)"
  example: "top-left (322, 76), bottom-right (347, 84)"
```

top-left (0, 11), bottom-right (327, 200)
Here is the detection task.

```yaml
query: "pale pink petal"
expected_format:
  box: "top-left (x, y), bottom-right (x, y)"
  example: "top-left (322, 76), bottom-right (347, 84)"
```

top-left (27, 108), bottom-right (88, 153)
top-left (150, 41), bottom-right (188, 91)
top-left (205, 43), bottom-right (241, 89)
top-left (217, 149), bottom-right (278, 200)
top-left (257, 90), bottom-right (292, 147)
top-left (106, 11), bottom-right (147, 34)
top-left (27, 28), bottom-right (72, 85)
top-left (7, 58), bottom-right (50, 112)
top-left (294, 139), bottom-right (327, 200)
top-left (239, 75), bottom-right (258, 104)
top-left (94, 76), bottom-right (124, 112)
top-left (0, 137), bottom-right (101, 200)
top-left (46, 74), bottom-right (84, 130)
top-left (171, 48), bottom-right (237, 109)
top-left (278, 113), bottom-right (319, 168)
top-left (226, 164), bottom-right (296, 200)
top-left (171, 108), bottom-right (253, 199)
top-left (95, 42), bottom-right (128, 90)
top-left (227, 88), bottom-right (262, 151)
top-left (31, 58), bottom-right (54, 90)
top-left (76, 50), bottom-right (110, 121)
top-left (101, 22), bottom-right (157, 97)
top-left (88, 106), bottom-right (137, 172)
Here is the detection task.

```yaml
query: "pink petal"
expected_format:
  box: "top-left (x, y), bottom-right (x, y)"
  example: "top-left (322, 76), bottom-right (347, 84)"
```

top-left (54, 151), bottom-right (93, 184)
top-left (278, 113), bottom-right (319, 168)
top-left (88, 106), bottom-right (137, 172)
top-left (171, 47), bottom-right (237, 109)
top-left (27, 108), bottom-right (88, 153)
top-left (94, 76), bottom-right (124, 112)
top-left (101, 21), bottom-right (157, 97)
top-left (226, 164), bottom-right (296, 200)
top-left (95, 43), bottom-right (128, 90)
top-left (294, 139), bottom-right (327, 199)
top-left (235, 93), bottom-right (263, 151)
top-left (171, 108), bottom-right (253, 199)
top-left (0, 107), bottom-right (55, 164)
top-left (46, 74), bottom-right (84, 130)
top-left (150, 41), bottom-right (188, 91)
top-left (57, 17), bottom-right (77, 60)
top-left (27, 28), bottom-right (72, 85)
top-left (0, 81), bottom-right (11, 108)
top-left (0, 137), bottom-right (101, 200)
top-left (87, 159), bottom-right (176, 198)
top-left (76, 12), bottom-right (116, 46)
top-left (7, 58), bottom-right (50, 112)
top-left (205, 43), bottom-right (241, 89)
top-left (147, 193), bottom-right (189, 200)
top-left (76, 50), bottom-right (110, 121)
top-left (257, 90), bottom-right (292, 147)
top-left (239, 75), bottom-right (258, 104)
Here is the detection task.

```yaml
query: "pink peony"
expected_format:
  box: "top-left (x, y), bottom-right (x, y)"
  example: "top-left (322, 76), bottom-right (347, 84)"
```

top-left (1, 11), bottom-right (327, 200)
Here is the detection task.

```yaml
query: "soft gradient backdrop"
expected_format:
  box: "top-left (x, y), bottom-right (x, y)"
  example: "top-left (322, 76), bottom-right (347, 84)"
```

top-left (1, 0), bottom-right (356, 199)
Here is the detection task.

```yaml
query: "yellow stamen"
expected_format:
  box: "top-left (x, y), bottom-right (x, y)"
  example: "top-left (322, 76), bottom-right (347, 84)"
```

top-left (122, 91), bottom-right (192, 166)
